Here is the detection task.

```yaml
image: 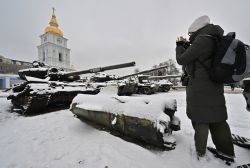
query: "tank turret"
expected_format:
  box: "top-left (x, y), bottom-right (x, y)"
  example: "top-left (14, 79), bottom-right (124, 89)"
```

top-left (19, 61), bottom-right (136, 82)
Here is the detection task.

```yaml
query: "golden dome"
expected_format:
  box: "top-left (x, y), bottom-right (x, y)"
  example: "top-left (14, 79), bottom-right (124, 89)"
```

top-left (44, 13), bottom-right (64, 37)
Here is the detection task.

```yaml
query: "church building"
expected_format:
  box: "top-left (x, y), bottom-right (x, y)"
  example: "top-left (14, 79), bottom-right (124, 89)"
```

top-left (37, 10), bottom-right (71, 70)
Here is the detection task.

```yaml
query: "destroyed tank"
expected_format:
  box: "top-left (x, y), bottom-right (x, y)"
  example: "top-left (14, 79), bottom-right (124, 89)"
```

top-left (90, 72), bottom-right (117, 83)
top-left (7, 61), bottom-right (136, 115)
top-left (149, 75), bottom-right (182, 92)
top-left (117, 66), bottom-right (168, 95)
top-left (70, 89), bottom-right (181, 149)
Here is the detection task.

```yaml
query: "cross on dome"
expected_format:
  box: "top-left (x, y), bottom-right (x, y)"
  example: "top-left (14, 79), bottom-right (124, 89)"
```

top-left (44, 8), bottom-right (63, 37)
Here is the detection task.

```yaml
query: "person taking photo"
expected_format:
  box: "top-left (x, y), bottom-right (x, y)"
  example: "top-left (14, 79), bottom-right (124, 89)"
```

top-left (175, 15), bottom-right (235, 161)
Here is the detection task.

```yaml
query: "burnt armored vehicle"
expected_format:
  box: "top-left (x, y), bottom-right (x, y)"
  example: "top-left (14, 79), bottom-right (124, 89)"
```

top-left (88, 73), bottom-right (137, 96)
top-left (7, 61), bottom-right (135, 115)
top-left (86, 66), bottom-right (168, 96)
top-left (149, 75), bottom-right (182, 92)
top-left (137, 75), bottom-right (156, 94)
top-left (117, 66), bottom-right (168, 95)
top-left (90, 72), bottom-right (117, 83)
top-left (71, 91), bottom-right (181, 149)
top-left (70, 66), bottom-right (181, 149)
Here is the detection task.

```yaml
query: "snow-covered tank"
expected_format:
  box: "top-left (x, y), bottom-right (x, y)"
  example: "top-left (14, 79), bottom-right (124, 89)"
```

top-left (7, 61), bottom-right (136, 115)
top-left (116, 66), bottom-right (168, 95)
top-left (90, 72), bottom-right (117, 83)
top-left (70, 87), bottom-right (181, 149)
top-left (148, 75), bottom-right (181, 92)
top-left (137, 75), bottom-right (156, 94)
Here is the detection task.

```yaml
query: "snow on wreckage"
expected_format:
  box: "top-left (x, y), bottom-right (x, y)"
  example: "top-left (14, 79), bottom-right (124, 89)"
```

top-left (70, 86), bottom-right (181, 149)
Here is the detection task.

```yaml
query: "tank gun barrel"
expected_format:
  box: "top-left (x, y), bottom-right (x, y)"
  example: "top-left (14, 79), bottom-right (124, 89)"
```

top-left (117, 65), bottom-right (168, 80)
top-left (64, 61), bottom-right (136, 77)
top-left (148, 75), bottom-right (182, 80)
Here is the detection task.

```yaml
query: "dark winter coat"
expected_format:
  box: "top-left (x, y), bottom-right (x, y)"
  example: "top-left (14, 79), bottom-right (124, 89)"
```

top-left (176, 24), bottom-right (228, 123)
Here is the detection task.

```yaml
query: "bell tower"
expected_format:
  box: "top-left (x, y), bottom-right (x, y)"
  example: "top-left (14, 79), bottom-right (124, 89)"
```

top-left (37, 8), bottom-right (70, 70)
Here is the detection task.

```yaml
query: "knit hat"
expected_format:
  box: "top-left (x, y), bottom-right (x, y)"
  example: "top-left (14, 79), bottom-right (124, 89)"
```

top-left (188, 15), bottom-right (210, 33)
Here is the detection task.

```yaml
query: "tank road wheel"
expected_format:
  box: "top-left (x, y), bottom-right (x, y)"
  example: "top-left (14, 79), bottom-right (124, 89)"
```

top-left (137, 87), bottom-right (143, 94)
top-left (24, 95), bottom-right (49, 115)
top-left (143, 87), bottom-right (151, 95)
top-left (162, 85), bottom-right (171, 92)
top-left (133, 85), bottom-right (138, 94)
top-left (117, 86), bottom-right (124, 96)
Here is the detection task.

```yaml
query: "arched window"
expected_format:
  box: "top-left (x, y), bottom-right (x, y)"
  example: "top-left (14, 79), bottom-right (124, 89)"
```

top-left (59, 53), bottom-right (63, 62)
top-left (43, 51), bottom-right (46, 61)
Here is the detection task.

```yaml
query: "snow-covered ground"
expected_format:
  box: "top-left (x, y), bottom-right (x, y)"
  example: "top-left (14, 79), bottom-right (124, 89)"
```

top-left (0, 89), bottom-right (249, 168)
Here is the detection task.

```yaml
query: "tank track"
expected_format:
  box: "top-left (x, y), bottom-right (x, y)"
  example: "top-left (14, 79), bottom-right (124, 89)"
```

top-left (232, 134), bottom-right (250, 149)
top-left (24, 94), bottom-right (50, 115)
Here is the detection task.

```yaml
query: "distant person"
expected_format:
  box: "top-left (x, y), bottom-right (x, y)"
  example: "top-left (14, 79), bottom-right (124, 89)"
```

top-left (242, 79), bottom-right (250, 109)
top-left (230, 83), bottom-right (235, 91)
top-left (175, 15), bottom-right (235, 160)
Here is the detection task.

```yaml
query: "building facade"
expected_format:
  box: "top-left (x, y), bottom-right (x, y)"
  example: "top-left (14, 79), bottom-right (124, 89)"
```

top-left (0, 55), bottom-right (32, 89)
top-left (37, 11), bottom-right (70, 70)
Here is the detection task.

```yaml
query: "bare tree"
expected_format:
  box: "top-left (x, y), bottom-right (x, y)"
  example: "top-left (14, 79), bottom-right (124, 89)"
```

top-left (149, 59), bottom-right (180, 76)
top-left (134, 68), bottom-right (140, 73)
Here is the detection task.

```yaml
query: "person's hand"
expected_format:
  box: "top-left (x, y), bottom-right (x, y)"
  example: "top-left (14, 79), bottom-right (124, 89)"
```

top-left (176, 36), bottom-right (190, 48)
top-left (176, 36), bottom-right (187, 43)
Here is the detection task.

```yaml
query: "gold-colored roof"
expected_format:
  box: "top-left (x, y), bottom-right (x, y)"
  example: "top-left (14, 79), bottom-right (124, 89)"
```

top-left (44, 13), bottom-right (64, 37)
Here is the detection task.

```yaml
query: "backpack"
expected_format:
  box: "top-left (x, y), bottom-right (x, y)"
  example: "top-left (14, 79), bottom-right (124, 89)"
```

top-left (198, 32), bottom-right (250, 84)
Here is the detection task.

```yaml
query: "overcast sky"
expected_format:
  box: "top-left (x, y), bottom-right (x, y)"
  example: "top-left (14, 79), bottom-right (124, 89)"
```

top-left (0, 0), bottom-right (250, 75)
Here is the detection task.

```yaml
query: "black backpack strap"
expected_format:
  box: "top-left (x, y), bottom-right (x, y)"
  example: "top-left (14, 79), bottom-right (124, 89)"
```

top-left (199, 34), bottom-right (220, 43)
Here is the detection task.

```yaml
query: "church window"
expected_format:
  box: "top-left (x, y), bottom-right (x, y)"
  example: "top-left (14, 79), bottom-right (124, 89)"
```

top-left (43, 51), bottom-right (46, 61)
top-left (44, 37), bottom-right (47, 42)
top-left (59, 53), bottom-right (63, 62)
top-left (57, 38), bottom-right (62, 44)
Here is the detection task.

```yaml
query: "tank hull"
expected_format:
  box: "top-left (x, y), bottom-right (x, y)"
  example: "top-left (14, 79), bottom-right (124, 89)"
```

top-left (8, 81), bottom-right (99, 115)
top-left (70, 98), bottom-right (180, 149)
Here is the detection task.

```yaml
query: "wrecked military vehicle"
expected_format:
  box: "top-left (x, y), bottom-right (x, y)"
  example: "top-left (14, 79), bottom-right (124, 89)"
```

top-left (86, 66), bottom-right (168, 96)
top-left (70, 87), bottom-right (181, 149)
top-left (7, 61), bottom-right (135, 115)
top-left (136, 75), bottom-right (156, 94)
top-left (149, 75), bottom-right (182, 92)
top-left (116, 66), bottom-right (168, 95)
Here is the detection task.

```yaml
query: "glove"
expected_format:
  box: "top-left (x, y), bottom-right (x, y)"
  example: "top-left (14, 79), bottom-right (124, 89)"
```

top-left (176, 40), bottom-right (185, 46)
top-left (176, 36), bottom-right (190, 49)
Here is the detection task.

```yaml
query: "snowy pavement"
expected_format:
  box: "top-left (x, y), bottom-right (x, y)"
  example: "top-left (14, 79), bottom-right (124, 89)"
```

top-left (0, 90), bottom-right (249, 168)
